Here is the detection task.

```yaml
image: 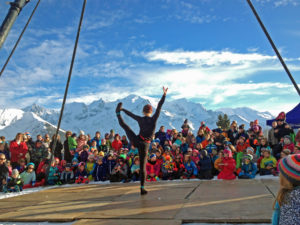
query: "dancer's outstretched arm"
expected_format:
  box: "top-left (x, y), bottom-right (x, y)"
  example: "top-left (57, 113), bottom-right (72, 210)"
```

top-left (153, 87), bottom-right (168, 121)
top-left (122, 108), bottom-right (141, 122)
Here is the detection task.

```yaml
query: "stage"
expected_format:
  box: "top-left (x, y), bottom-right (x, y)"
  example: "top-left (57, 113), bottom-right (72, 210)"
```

top-left (0, 179), bottom-right (278, 225)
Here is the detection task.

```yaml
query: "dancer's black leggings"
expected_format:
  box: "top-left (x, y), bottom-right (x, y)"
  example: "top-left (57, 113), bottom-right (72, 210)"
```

top-left (117, 114), bottom-right (149, 187)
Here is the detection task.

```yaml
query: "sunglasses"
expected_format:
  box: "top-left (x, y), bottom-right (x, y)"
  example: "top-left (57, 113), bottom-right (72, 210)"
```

top-left (0, 158), bottom-right (6, 160)
top-left (28, 167), bottom-right (34, 170)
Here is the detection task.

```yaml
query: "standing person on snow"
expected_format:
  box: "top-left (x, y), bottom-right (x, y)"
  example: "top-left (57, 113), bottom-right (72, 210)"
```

top-left (115, 87), bottom-right (168, 195)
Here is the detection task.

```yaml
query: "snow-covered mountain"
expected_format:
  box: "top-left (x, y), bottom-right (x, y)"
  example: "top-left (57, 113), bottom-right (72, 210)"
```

top-left (0, 109), bottom-right (65, 140)
top-left (0, 95), bottom-right (274, 140)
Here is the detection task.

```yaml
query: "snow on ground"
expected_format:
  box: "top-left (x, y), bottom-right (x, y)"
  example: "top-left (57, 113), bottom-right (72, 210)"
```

top-left (0, 176), bottom-right (278, 200)
top-left (185, 224), bottom-right (271, 225)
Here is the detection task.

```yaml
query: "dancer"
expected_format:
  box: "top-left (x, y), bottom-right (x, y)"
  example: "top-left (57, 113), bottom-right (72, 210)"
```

top-left (116, 87), bottom-right (168, 195)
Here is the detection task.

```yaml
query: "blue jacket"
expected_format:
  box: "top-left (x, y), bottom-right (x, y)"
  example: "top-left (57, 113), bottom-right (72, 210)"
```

top-left (196, 135), bottom-right (205, 144)
top-left (180, 143), bottom-right (189, 154)
top-left (75, 169), bottom-right (88, 178)
top-left (198, 156), bottom-right (212, 171)
top-left (48, 166), bottom-right (59, 181)
top-left (184, 161), bottom-right (198, 176)
top-left (93, 163), bottom-right (107, 181)
top-left (103, 157), bottom-right (116, 175)
top-left (92, 137), bottom-right (101, 150)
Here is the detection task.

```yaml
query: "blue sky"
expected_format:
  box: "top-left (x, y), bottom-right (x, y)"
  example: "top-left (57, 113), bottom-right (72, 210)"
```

top-left (0, 0), bottom-right (299, 115)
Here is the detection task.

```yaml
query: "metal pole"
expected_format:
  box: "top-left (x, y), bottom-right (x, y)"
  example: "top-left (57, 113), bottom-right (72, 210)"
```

top-left (0, 0), bottom-right (40, 78)
top-left (246, 0), bottom-right (300, 96)
top-left (0, 0), bottom-right (29, 49)
top-left (45, 0), bottom-right (87, 184)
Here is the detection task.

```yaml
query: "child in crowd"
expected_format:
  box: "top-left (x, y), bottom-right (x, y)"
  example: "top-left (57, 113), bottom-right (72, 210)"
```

top-left (58, 159), bottom-right (67, 173)
top-left (183, 154), bottom-right (198, 179)
top-left (260, 149), bottom-right (277, 176)
top-left (198, 150), bottom-right (213, 180)
top-left (131, 156), bottom-right (140, 182)
top-left (99, 139), bottom-right (108, 153)
top-left (217, 149), bottom-right (236, 180)
top-left (16, 158), bottom-right (26, 174)
top-left (146, 154), bottom-right (160, 181)
top-left (275, 149), bottom-right (291, 175)
top-left (112, 134), bottom-right (123, 153)
top-left (86, 155), bottom-right (96, 181)
top-left (80, 145), bottom-right (90, 163)
top-left (191, 149), bottom-right (200, 166)
top-left (3, 169), bottom-right (23, 193)
top-left (256, 137), bottom-right (269, 158)
top-left (272, 154), bottom-right (300, 225)
top-left (162, 155), bottom-right (174, 180)
top-left (75, 162), bottom-right (89, 184)
top-left (283, 135), bottom-right (294, 153)
top-left (60, 163), bottom-right (74, 184)
top-left (93, 157), bottom-right (107, 182)
top-left (238, 154), bottom-right (257, 179)
top-left (47, 160), bottom-right (61, 185)
top-left (20, 163), bottom-right (36, 188)
top-left (214, 150), bottom-right (224, 175)
top-left (68, 133), bottom-right (78, 158)
top-left (110, 158), bottom-right (128, 182)
top-left (90, 140), bottom-right (98, 152)
top-left (6, 160), bottom-right (12, 176)
top-left (71, 158), bottom-right (79, 172)
top-left (173, 155), bottom-right (185, 179)
top-left (104, 153), bottom-right (116, 178)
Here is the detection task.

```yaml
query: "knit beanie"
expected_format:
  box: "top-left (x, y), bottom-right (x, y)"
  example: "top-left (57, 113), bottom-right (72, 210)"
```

top-left (243, 154), bottom-right (253, 161)
top-left (279, 154), bottom-right (300, 185)
top-left (150, 153), bottom-right (156, 159)
top-left (12, 169), bottom-right (19, 176)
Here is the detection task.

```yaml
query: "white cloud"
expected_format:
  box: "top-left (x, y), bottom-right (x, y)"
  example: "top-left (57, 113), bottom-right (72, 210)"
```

top-left (144, 50), bottom-right (277, 66)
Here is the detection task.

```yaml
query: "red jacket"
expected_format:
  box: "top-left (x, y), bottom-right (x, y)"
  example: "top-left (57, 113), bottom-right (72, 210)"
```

top-left (146, 161), bottom-right (160, 177)
top-left (112, 140), bottom-right (123, 152)
top-left (217, 157), bottom-right (236, 180)
top-left (9, 141), bottom-right (28, 163)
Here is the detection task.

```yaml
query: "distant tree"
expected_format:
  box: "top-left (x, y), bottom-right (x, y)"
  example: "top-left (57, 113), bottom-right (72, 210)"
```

top-left (216, 114), bottom-right (230, 130)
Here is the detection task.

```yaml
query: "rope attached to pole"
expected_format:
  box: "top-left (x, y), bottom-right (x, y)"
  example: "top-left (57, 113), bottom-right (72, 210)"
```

top-left (45, 0), bottom-right (87, 183)
top-left (246, 0), bottom-right (300, 96)
top-left (0, 0), bottom-right (41, 78)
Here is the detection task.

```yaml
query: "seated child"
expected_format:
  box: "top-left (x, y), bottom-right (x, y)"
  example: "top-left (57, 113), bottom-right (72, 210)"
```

top-left (110, 158), bottom-right (128, 182)
top-left (162, 155), bottom-right (175, 180)
top-left (75, 162), bottom-right (89, 184)
top-left (93, 157), bottom-right (107, 182)
top-left (47, 160), bottom-right (61, 185)
top-left (16, 158), bottom-right (26, 174)
top-left (275, 149), bottom-right (291, 175)
top-left (198, 150), bottom-right (213, 180)
top-left (173, 155), bottom-right (185, 179)
top-left (60, 163), bottom-right (74, 184)
top-left (217, 149), bottom-right (236, 180)
top-left (260, 148), bottom-right (277, 176)
top-left (214, 150), bottom-right (224, 175)
top-left (20, 163), bottom-right (36, 188)
top-left (130, 156), bottom-right (140, 182)
top-left (86, 155), bottom-right (96, 181)
top-left (146, 153), bottom-right (160, 181)
top-left (183, 154), bottom-right (198, 179)
top-left (3, 169), bottom-right (23, 193)
top-left (238, 154), bottom-right (257, 179)
top-left (80, 145), bottom-right (90, 163)
top-left (104, 152), bottom-right (116, 178)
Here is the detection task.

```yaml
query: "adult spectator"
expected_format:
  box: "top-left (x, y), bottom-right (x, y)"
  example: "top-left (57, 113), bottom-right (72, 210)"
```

top-left (64, 131), bottom-right (73, 163)
top-left (0, 153), bottom-right (9, 192)
top-left (155, 126), bottom-right (167, 146)
top-left (10, 133), bottom-right (28, 168)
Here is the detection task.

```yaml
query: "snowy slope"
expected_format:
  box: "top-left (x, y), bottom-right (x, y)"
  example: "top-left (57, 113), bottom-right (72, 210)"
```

top-left (18, 95), bottom-right (273, 138)
top-left (0, 109), bottom-right (65, 140)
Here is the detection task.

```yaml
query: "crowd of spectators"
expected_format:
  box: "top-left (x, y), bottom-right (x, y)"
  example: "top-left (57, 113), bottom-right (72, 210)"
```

top-left (0, 111), bottom-right (299, 193)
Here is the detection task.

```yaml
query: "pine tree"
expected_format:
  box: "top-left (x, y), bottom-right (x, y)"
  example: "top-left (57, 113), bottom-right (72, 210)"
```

top-left (216, 114), bottom-right (231, 130)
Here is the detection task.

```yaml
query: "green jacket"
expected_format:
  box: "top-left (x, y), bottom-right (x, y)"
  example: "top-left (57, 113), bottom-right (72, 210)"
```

top-left (68, 137), bottom-right (77, 150)
top-left (260, 156), bottom-right (277, 169)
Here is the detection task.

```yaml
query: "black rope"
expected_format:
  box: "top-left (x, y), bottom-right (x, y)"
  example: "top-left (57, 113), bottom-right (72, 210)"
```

top-left (246, 0), bottom-right (300, 96)
top-left (45, 0), bottom-right (87, 183)
top-left (0, 0), bottom-right (41, 78)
